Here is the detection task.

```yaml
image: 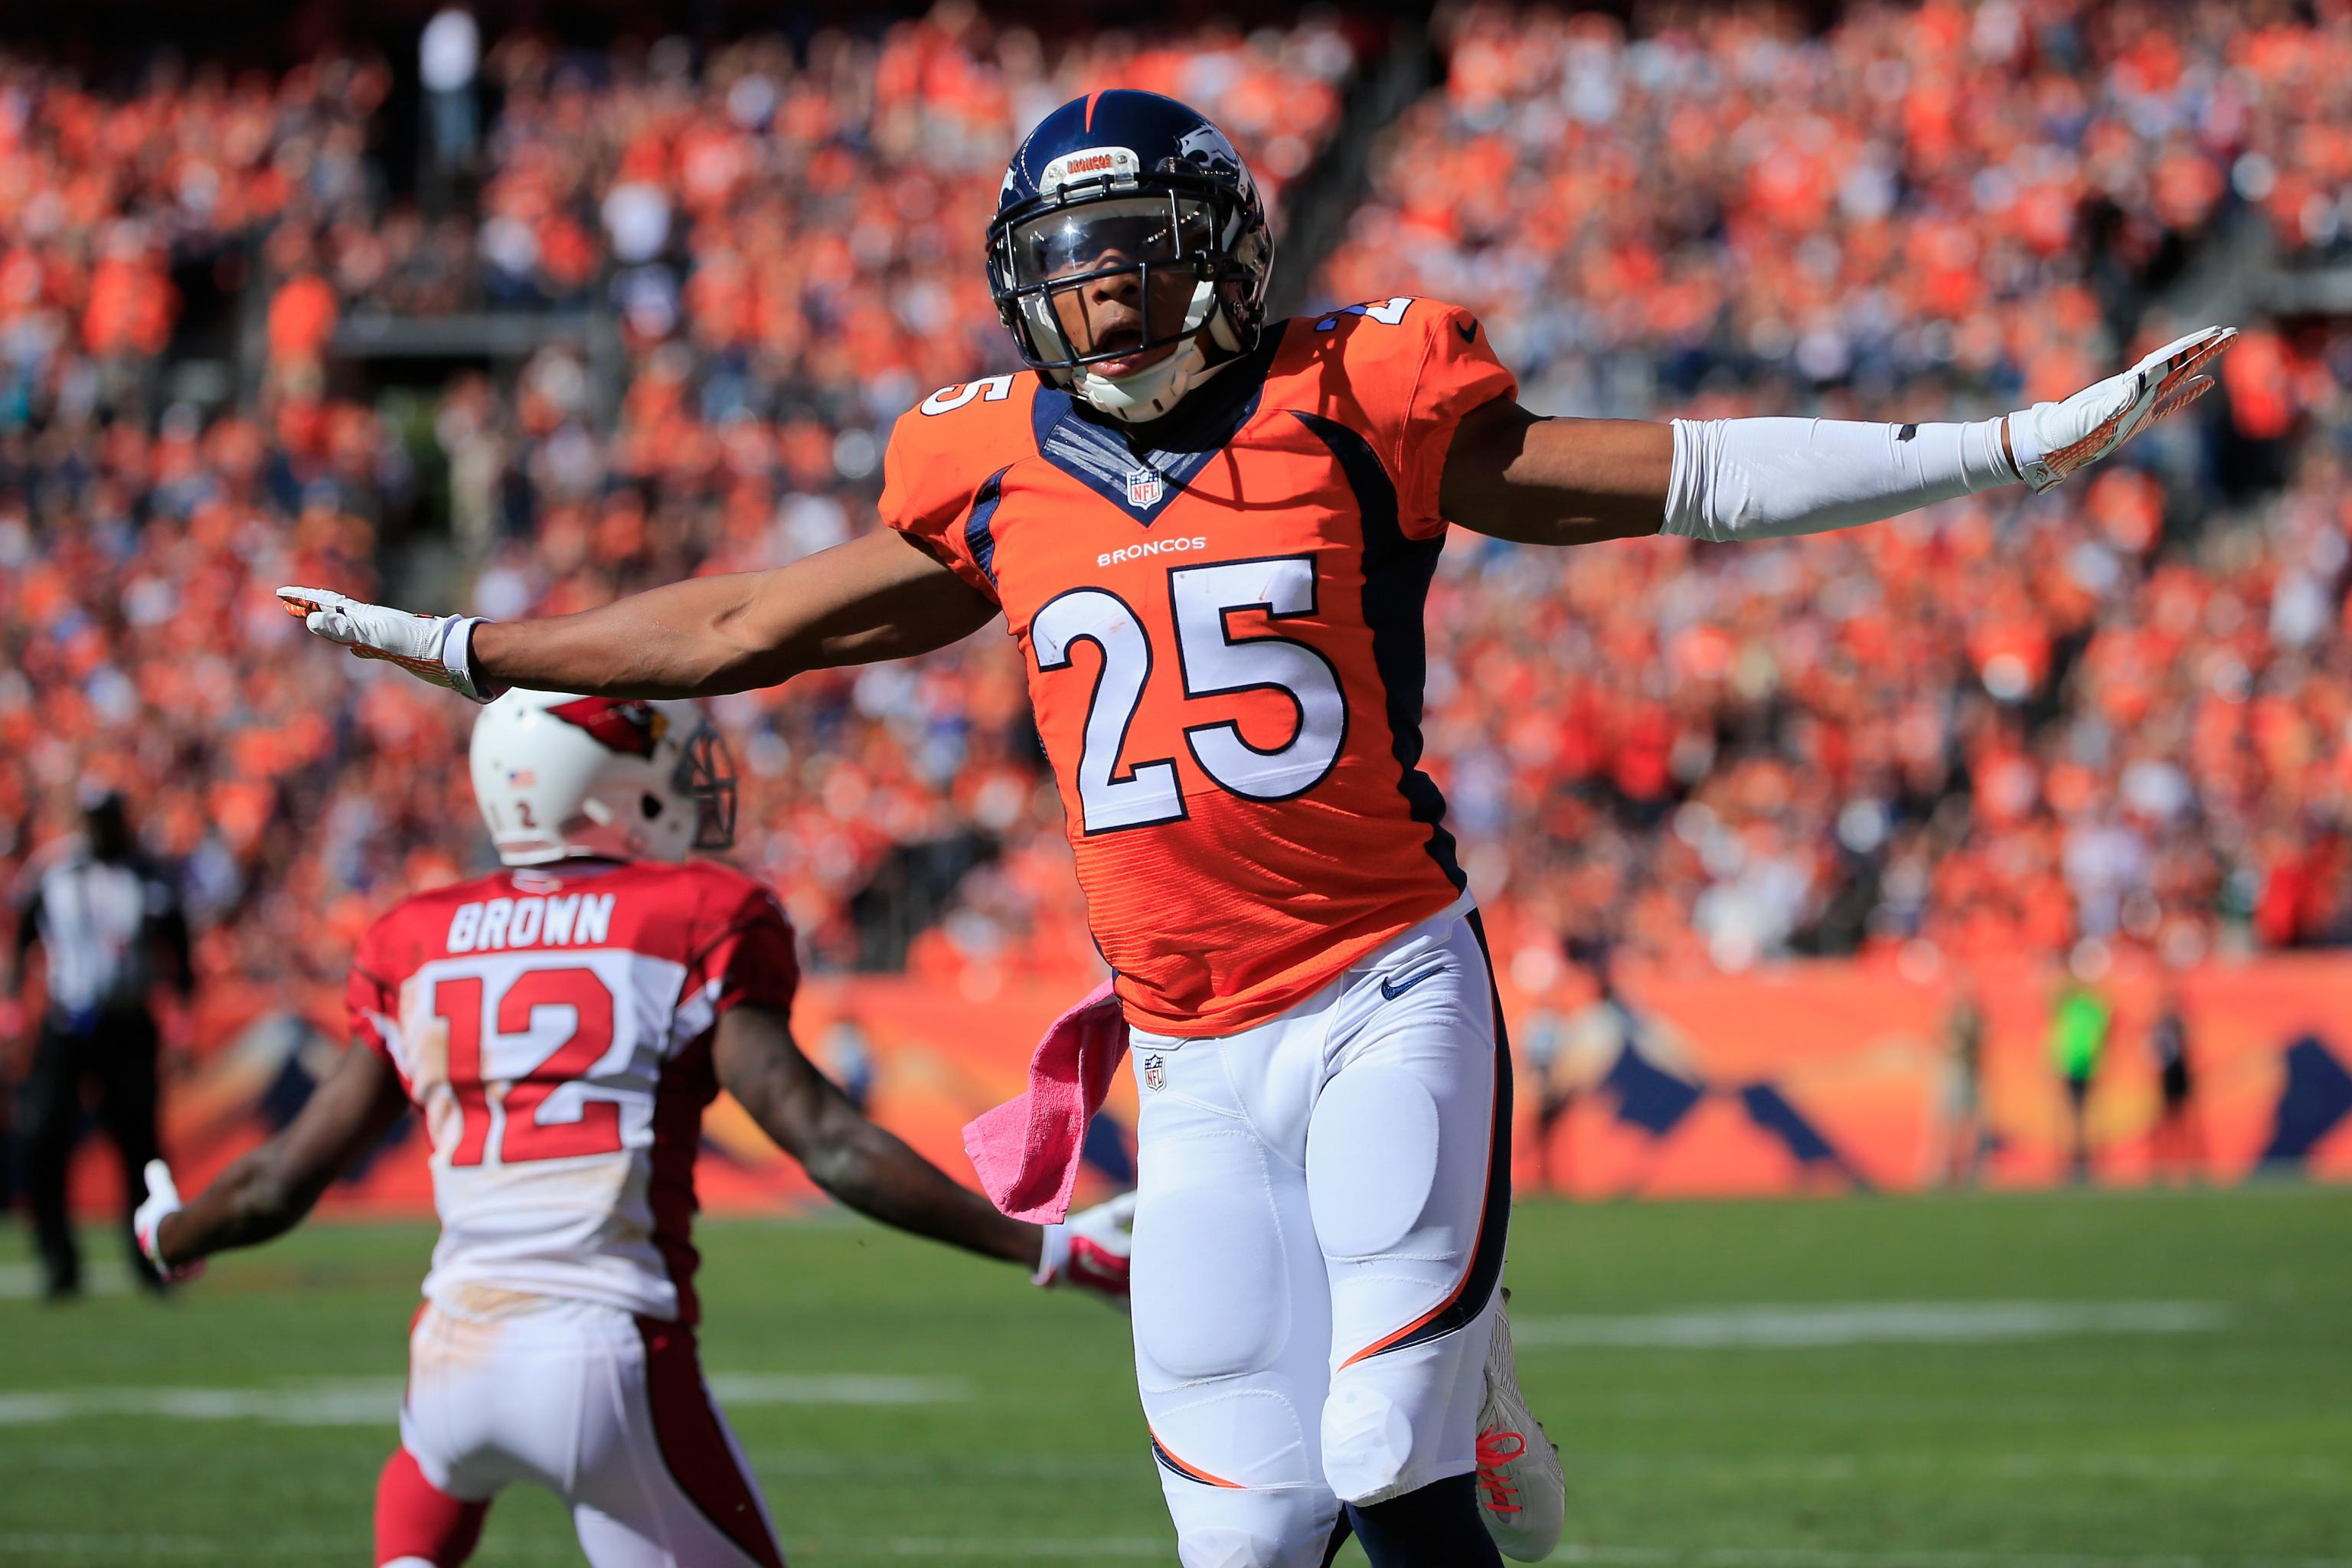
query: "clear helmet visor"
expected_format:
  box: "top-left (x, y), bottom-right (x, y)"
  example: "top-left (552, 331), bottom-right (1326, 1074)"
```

top-left (1008, 194), bottom-right (1220, 286)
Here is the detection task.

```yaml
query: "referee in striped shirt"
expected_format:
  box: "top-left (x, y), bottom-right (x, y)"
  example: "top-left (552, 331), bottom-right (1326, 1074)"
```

top-left (5, 792), bottom-right (193, 1299)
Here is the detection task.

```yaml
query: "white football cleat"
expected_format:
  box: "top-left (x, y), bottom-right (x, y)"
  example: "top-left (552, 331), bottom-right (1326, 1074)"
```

top-left (1475, 1289), bottom-right (1564, 1561)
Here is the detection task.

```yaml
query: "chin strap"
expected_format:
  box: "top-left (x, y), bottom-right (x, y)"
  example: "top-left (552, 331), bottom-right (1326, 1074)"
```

top-left (1079, 338), bottom-right (1206, 421)
top-left (1077, 329), bottom-right (1249, 423)
top-left (1075, 276), bottom-right (1250, 423)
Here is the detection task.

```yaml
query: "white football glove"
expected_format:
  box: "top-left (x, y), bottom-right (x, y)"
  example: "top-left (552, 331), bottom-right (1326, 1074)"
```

top-left (276, 586), bottom-right (498, 703)
top-left (1035, 1190), bottom-right (1136, 1309)
top-left (2006, 326), bottom-right (2235, 492)
top-left (133, 1160), bottom-right (204, 1285)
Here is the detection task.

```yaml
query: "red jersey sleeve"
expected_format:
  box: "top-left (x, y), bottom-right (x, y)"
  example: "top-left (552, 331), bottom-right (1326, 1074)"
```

top-left (681, 883), bottom-right (800, 1025)
top-left (345, 922), bottom-right (400, 1063)
top-left (879, 380), bottom-right (1019, 605)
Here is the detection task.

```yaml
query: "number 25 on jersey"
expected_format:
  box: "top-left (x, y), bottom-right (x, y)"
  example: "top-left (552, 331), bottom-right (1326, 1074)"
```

top-left (1035, 554), bottom-right (1346, 835)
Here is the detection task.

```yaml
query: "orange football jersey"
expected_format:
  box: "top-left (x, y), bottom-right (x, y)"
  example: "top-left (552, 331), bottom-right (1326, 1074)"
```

top-left (882, 298), bottom-right (1517, 1036)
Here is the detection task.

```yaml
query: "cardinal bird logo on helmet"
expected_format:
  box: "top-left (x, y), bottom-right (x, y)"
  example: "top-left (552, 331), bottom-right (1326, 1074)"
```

top-left (547, 697), bottom-right (668, 758)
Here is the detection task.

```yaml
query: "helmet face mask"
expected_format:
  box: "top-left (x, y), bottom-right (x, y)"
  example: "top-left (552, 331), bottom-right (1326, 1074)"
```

top-left (675, 720), bottom-right (737, 853)
top-left (988, 92), bottom-right (1274, 423)
top-left (995, 191), bottom-right (1234, 374)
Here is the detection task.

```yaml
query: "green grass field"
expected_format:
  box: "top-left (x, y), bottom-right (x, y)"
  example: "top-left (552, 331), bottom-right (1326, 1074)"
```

top-left (2, 1187), bottom-right (2347, 1566)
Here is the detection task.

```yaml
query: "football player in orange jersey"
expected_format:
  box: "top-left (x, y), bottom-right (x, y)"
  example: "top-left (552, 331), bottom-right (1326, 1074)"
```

top-left (281, 90), bottom-right (2233, 1568)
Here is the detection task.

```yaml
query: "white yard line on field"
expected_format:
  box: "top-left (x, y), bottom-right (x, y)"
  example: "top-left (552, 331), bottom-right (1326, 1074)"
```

top-left (0, 1373), bottom-right (969, 1426)
top-left (751, 1447), bottom-right (2341, 1488)
top-left (2, 1534), bottom-right (2344, 1567)
top-left (0, 1263), bottom-right (136, 1299)
top-left (0, 1534), bottom-right (580, 1562)
top-left (15, 1442), bottom-right (2327, 1489)
top-left (0, 1536), bottom-right (358, 1561)
top-left (1543, 1550), bottom-right (2352, 1568)
top-left (1514, 1300), bottom-right (2230, 1348)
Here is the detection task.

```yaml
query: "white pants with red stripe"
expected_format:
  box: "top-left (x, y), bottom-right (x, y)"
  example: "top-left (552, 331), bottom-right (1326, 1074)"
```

top-left (390, 1295), bottom-right (783, 1568)
top-left (1127, 893), bottom-right (1511, 1568)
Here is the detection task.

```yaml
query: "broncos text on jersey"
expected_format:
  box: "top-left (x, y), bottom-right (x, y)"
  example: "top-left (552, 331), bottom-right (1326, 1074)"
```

top-left (882, 298), bottom-right (1516, 1036)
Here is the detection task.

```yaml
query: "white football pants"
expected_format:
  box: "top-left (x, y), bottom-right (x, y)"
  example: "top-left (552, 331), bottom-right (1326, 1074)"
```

top-left (397, 1295), bottom-right (783, 1567)
top-left (1127, 894), bottom-right (1512, 1568)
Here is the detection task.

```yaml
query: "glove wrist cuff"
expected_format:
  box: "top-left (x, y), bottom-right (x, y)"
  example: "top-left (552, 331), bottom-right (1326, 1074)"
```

top-left (1034, 1221), bottom-right (1069, 1287)
top-left (140, 1214), bottom-right (199, 1282)
top-left (441, 617), bottom-right (502, 704)
top-left (2004, 407), bottom-right (2058, 492)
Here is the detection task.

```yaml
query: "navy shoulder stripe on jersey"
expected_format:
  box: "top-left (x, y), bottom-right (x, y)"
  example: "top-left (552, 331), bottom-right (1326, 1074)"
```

top-left (1290, 408), bottom-right (1465, 893)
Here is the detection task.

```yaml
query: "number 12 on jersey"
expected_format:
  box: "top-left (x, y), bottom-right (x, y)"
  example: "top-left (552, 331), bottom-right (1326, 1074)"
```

top-left (1034, 555), bottom-right (1346, 834)
top-left (428, 965), bottom-right (625, 1165)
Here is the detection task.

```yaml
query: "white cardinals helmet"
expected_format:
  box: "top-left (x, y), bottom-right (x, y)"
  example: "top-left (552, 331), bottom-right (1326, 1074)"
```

top-left (469, 691), bottom-right (737, 866)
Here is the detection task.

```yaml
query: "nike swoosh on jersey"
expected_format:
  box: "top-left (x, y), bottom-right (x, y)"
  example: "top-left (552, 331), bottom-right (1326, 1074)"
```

top-left (1379, 962), bottom-right (1448, 1001)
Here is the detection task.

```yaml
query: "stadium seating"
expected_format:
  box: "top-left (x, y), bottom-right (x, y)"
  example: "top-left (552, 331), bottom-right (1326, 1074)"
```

top-left (3, 2), bottom-right (2350, 1018)
top-left (1316, 0), bottom-right (2352, 973)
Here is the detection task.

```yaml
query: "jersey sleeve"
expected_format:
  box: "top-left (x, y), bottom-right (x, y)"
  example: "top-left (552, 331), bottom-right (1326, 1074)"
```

top-left (879, 407), bottom-right (1004, 604)
top-left (345, 923), bottom-right (400, 1063)
top-left (1360, 301), bottom-right (1519, 541)
top-left (680, 882), bottom-right (801, 1030)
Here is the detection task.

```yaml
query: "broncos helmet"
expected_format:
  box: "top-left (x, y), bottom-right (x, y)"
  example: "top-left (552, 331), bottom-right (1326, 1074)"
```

top-left (988, 90), bottom-right (1273, 423)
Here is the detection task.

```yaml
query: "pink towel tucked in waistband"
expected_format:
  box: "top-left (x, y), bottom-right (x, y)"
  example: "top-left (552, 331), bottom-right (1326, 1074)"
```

top-left (961, 980), bottom-right (1127, 1223)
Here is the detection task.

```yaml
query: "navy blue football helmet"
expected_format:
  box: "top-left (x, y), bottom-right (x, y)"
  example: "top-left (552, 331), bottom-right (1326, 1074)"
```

top-left (987, 90), bottom-right (1274, 421)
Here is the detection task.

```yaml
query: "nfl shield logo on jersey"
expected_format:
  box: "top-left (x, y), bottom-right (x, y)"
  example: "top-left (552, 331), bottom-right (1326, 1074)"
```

top-left (1142, 1054), bottom-right (1167, 1093)
top-left (1125, 466), bottom-right (1164, 509)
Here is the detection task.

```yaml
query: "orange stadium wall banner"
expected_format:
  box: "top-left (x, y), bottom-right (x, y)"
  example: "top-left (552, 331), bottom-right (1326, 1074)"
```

top-left (47, 954), bottom-right (2352, 1218)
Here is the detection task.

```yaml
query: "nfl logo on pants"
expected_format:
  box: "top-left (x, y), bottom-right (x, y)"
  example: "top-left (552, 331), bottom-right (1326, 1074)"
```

top-left (1125, 466), bottom-right (1164, 508)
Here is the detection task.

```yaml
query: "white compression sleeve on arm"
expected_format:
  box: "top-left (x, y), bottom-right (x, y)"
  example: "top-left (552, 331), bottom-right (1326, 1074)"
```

top-left (1661, 416), bottom-right (2018, 543)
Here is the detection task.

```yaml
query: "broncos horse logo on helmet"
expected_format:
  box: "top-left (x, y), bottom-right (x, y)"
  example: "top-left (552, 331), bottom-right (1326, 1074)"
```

top-left (987, 90), bottom-right (1273, 423)
top-left (1172, 122), bottom-right (1257, 201)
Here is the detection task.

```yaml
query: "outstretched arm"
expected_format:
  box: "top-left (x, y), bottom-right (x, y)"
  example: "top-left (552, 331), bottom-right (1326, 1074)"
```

top-left (710, 1004), bottom-right (1132, 1303)
top-left (147, 1042), bottom-right (411, 1271)
top-left (281, 527), bottom-right (998, 703)
top-left (712, 1002), bottom-right (1042, 1267)
top-left (1439, 409), bottom-right (1677, 547)
top-left (1441, 328), bottom-right (2233, 549)
top-left (472, 530), bottom-right (997, 698)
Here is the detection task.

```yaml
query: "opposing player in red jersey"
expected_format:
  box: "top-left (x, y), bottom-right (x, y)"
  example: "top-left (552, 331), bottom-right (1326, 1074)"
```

top-left (278, 90), bottom-right (2232, 1568)
top-left (134, 690), bottom-right (1133, 1568)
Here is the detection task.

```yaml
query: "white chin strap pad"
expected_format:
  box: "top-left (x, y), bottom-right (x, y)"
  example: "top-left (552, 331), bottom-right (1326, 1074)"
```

top-left (1069, 280), bottom-right (1227, 423)
top-left (1079, 338), bottom-right (1205, 422)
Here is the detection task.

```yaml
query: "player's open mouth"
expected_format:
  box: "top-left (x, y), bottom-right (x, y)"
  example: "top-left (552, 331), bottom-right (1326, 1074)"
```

top-left (1089, 323), bottom-right (1172, 379)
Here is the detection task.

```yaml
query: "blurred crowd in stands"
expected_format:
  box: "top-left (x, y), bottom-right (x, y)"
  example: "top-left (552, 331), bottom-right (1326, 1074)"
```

top-left (1328, 0), bottom-right (2352, 975)
top-left (5, 0), bottom-right (2352, 1015)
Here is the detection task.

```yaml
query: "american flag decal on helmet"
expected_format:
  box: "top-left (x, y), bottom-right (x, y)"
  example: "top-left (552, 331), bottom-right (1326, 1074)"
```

top-left (547, 697), bottom-right (668, 757)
